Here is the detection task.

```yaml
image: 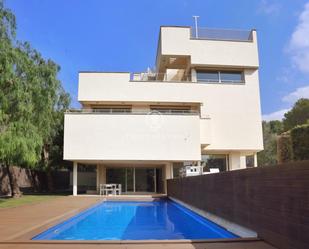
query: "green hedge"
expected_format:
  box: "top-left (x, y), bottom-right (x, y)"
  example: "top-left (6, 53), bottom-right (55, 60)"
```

top-left (290, 124), bottom-right (309, 161)
top-left (277, 133), bottom-right (293, 163)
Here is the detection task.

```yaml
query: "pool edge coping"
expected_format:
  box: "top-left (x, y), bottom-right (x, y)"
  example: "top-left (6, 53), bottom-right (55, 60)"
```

top-left (169, 197), bottom-right (257, 238)
top-left (0, 237), bottom-right (262, 245)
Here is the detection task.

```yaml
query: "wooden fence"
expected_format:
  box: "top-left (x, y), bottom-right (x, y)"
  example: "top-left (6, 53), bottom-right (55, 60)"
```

top-left (167, 160), bottom-right (309, 249)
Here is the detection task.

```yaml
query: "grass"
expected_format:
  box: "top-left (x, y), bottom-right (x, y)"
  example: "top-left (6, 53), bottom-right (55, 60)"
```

top-left (0, 194), bottom-right (64, 208)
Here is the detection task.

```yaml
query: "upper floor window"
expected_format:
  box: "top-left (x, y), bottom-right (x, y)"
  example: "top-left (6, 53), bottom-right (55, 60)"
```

top-left (92, 106), bottom-right (132, 113)
top-left (196, 70), bottom-right (244, 83)
top-left (150, 106), bottom-right (192, 114)
top-left (196, 71), bottom-right (219, 82)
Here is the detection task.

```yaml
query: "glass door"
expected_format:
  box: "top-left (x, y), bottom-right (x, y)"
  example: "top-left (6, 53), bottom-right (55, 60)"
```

top-left (106, 168), bottom-right (126, 192)
top-left (135, 168), bottom-right (155, 193)
top-left (126, 168), bottom-right (134, 192)
top-left (106, 167), bottom-right (158, 193)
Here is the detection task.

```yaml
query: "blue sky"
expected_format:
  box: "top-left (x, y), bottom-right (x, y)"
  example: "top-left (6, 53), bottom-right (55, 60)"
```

top-left (6, 0), bottom-right (309, 120)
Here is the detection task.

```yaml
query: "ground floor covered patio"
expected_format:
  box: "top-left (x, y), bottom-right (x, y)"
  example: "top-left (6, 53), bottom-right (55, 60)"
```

top-left (71, 162), bottom-right (174, 196)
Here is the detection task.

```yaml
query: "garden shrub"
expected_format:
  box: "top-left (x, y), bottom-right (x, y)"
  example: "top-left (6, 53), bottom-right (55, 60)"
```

top-left (277, 133), bottom-right (293, 163)
top-left (290, 124), bottom-right (309, 161)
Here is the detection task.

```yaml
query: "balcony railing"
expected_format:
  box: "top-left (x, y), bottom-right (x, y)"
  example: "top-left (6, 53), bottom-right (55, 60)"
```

top-left (66, 109), bottom-right (199, 115)
top-left (131, 72), bottom-right (191, 82)
top-left (191, 27), bottom-right (253, 42)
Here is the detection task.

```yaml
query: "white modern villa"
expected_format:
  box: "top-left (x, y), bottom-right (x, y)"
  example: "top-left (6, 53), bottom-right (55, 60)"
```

top-left (63, 26), bottom-right (263, 196)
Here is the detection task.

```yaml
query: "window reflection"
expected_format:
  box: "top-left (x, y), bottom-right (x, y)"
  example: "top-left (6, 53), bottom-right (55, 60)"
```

top-left (201, 154), bottom-right (228, 172)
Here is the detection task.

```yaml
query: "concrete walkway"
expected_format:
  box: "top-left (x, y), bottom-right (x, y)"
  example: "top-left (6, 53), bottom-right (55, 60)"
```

top-left (0, 196), bottom-right (277, 249)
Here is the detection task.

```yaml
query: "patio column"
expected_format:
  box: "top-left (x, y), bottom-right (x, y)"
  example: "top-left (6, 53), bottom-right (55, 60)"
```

top-left (164, 163), bottom-right (172, 194)
top-left (73, 162), bottom-right (78, 196)
top-left (96, 165), bottom-right (100, 193)
top-left (254, 153), bottom-right (258, 167)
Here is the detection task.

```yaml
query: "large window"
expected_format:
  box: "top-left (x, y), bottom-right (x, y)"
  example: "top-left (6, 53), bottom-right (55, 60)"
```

top-left (246, 155), bottom-right (255, 168)
top-left (201, 154), bottom-right (228, 172)
top-left (172, 163), bottom-right (183, 178)
top-left (70, 164), bottom-right (97, 193)
top-left (92, 105), bottom-right (132, 113)
top-left (196, 71), bottom-right (219, 82)
top-left (196, 70), bottom-right (244, 83)
top-left (106, 167), bottom-right (161, 193)
top-left (150, 106), bottom-right (192, 114)
top-left (220, 71), bottom-right (243, 83)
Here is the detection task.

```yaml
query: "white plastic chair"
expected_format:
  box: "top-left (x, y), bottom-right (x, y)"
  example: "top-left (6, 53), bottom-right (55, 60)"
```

top-left (103, 184), bottom-right (114, 196)
top-left (114, 184), bottom-right (122, 195)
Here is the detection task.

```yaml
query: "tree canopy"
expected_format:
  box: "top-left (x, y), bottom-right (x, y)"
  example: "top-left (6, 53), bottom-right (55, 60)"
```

top-left (259, 98), bottom-right (309, 166)
top-left (283, 98), bottom-right (309, 131)
top-left (257, 121), bottom-right (281, 166)
top-left (0, 1), bottom-right (70, 196)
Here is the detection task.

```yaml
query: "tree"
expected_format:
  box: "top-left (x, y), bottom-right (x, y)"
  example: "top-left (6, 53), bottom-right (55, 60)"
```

top-left (268, 120), bottom-right (283, 134)
top-left (290, 124), bottom-right (309, 161)
top-left (40, 89), bottom-right (70, 192)
top-left (0, 1), bottom-right (70, 197)
top-left (283, 98), bottom-right (309, 131)
top-left (257, 121), bottom-right (280, 166)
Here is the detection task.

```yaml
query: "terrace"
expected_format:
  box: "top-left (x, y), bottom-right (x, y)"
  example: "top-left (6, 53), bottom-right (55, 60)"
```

top-left (190, 27), bottom-right (254, 41)
top-left (0, 195), bottom-right (275, 249)
top-left (1, 161), bottom-right (308, 249)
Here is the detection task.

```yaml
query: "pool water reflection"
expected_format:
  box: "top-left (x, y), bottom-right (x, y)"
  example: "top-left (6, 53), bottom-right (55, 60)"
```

top-left (32, 199), bottom-right (238, 240)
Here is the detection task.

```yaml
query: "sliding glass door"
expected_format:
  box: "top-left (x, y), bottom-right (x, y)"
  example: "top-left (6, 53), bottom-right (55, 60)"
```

top-left (106, 167), bottom-right (159, 193)
top-left (135, 168), bottom-right (155, 192)
top-left (106, 168), bottom-right (126, 192)
top-left (126, 168), bottom-right (134, 192)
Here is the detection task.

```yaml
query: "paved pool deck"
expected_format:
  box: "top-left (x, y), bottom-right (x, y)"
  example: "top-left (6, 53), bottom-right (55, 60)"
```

top-left (0, 196), bottom-right (277, 249)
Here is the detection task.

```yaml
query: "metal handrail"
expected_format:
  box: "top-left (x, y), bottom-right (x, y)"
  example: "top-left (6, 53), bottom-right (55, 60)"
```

top-left (65, 109), bottom-right (199, 115)
top-left (191, 27), bottom-right (253, 42)
top-left (197, 78), bottom-right (245, 83)
top-left (131, 72), bottom-right (191, 82)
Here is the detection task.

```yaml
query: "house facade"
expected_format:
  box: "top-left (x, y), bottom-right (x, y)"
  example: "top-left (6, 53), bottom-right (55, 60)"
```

top-left (63, 26), bottom-right (263, 195)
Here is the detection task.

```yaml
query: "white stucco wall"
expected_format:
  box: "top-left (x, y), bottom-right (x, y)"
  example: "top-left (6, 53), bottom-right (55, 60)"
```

top-left (68, 26), bottom-right (263, 166)
top-left (159, 27), bottom-right (259, 68)
top-left (78, 71), bottom-right (263, 151)
top-left (64, 113), bottom-right (201, 161)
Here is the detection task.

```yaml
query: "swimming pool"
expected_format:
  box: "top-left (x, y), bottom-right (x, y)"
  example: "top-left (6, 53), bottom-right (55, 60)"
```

top-left (33, 199), bottom-right (238, 240)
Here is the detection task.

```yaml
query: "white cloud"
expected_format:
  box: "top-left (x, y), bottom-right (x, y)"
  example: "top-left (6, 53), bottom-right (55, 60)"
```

top-left (262, 108), bottom-right (290, 121)
top-left (258, 0), bottom-right (281, 15)
top-left (289, 3), bottom-right (309, 73)
top-left (264, 3), bottom-right (309, 121)
top-left (282, 85), bottom-right (309, 103)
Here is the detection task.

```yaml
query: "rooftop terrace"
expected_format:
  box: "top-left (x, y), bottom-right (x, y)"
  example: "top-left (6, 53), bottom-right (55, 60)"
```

top-left (190, 27), bottom-right (254, 42)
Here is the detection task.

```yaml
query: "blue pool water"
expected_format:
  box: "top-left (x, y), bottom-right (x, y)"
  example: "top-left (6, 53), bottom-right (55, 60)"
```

top-left (33, 199), bottom-right (238, 240)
